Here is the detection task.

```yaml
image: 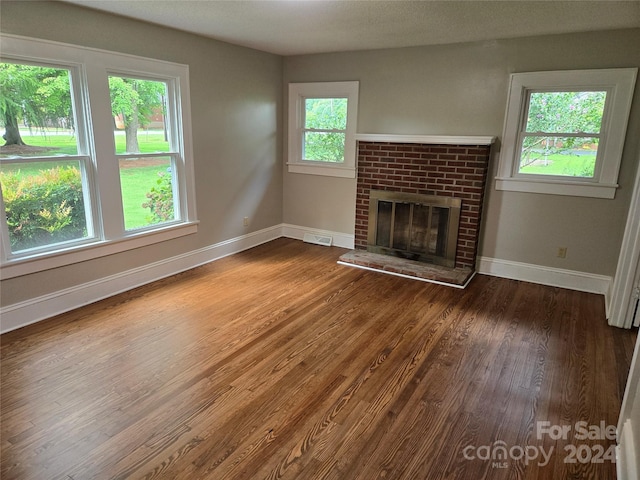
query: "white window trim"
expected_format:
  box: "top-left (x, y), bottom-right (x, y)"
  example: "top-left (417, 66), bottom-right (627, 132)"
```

top-left (496, 68), bottom-right (637, 199)
top-left (0, 34), bottom-right (198, 279)
top-left (287, 81), bottom-right (359, 179)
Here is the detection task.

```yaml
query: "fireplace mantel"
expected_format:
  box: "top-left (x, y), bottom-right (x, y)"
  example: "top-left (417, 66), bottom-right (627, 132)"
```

top-left (354, 134), bottom-right (496, 146)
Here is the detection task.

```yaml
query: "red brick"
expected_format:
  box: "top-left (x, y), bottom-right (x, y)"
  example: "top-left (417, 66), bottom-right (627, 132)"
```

top-left (428, 160), bottom-right (448, 166)
top-left (462, 174), bottom-right (485, 182)
top-left (467, 147), bottom-right (488, 154)
top-left (448, 147), bottom-right (468, 154)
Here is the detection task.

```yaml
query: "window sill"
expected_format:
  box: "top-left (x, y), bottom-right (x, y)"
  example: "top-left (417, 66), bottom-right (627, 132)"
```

top-left (1, 221), bottom-right (199, 280)
top-left (287, 162), bottom-right (356, 178)
top-left (495, 177), bottom-right (617, 199)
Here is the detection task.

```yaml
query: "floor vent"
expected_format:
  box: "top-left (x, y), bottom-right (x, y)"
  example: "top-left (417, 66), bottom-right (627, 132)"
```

top-left (303, 233), bottom-right (333, 247)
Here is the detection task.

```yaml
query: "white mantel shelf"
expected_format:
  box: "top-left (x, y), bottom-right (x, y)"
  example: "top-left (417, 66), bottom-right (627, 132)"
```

top-left (355, 134), bottom-right (496, 146)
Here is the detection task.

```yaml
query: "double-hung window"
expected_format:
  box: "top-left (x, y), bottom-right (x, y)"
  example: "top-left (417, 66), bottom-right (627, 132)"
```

top-left (0, 35), bottom-right (197, 279)
top-left (0, 61), bottom-right (95, 254)
top-left (108, 74), bottom-right (179, 231)
top-left (287, 81), bottom-right (359, 178)
top-left (496, 68), bottom-right (637, 198)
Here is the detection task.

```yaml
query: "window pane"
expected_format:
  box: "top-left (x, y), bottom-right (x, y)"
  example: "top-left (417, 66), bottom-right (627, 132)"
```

top-left (519, 136), bottom-right (598, 177)
top-left (304, 98), bottom-right (347, 130)
top-left (303, 132), bottom-right (345, 162)
top-left (525, 91), bottom-right (606, 134)
top-left (119, 156), bottom-right (175, 230)
top-left (0, 161), bottom-right (89, 252)
top-left (109, 76), bottom-right (169, 154)
top-left (0, 63), bottom-right (78, 157)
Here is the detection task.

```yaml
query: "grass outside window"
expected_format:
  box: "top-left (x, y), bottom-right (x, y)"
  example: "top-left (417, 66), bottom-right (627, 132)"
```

top-left (1, 131), bottom-right (174, 233)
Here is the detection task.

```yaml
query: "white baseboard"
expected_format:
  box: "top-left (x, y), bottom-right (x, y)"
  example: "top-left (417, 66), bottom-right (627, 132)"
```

top-left (0, 225), bottom-right (282, 334)
top-left (0, 224), bottom-right (354, 334)
top-left (281, 224), bottom-right (354, 249)
top-left (477, 256), bottom-right (612, 296)
top-left (4, 234), bottom-right (606, 334)
top-left (617, 419), bottom-right (638, 480)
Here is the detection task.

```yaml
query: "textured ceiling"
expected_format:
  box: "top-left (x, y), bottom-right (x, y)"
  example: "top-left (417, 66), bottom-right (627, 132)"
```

top-left (61, 0), bottom-right (640, 56)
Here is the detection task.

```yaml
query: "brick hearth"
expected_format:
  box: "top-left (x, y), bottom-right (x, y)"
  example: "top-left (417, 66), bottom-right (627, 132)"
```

top-left (355, 141), bottom-right (491, 269)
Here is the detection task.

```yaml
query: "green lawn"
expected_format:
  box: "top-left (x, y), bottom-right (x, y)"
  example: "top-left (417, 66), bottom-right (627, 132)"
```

top-left (1, 131), bottom-right (173, 231)
top-left (119, 162), bottom-right (172, 230)
top-left (4, 131), bottom-right (169, 156)
top-left (519, 152), bottom-right (596, 177)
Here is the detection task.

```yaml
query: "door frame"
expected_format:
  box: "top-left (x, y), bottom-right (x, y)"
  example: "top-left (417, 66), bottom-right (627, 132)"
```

top-left (609, 150), bottom-right (640, 329)
top-left (617, 332), bottom-right (640, 479)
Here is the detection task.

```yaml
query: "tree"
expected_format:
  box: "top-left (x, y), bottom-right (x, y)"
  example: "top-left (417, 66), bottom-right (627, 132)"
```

top-left (0, 63), bottom-right (72, 146)
top-left (108, 77), bottom-right (165, 153)
top-left (521, 91), bottom-right (606, 168)
top-left (304, 97), bottom-right (347, 162)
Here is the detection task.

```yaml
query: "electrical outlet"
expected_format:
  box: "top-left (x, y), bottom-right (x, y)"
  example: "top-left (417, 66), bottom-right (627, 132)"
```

top-left (243, 217), bottom-right (249, 227)
top-left (557, 247), bottom-right (567, 259)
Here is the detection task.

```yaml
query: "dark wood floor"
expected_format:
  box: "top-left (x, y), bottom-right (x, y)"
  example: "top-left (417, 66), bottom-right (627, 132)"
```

top-left (1, 238), bottom-right (636, 480)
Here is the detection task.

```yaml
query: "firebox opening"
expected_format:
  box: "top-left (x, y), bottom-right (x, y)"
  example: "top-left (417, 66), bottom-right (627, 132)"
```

top-left (367, 190), bottom-right (461, 268)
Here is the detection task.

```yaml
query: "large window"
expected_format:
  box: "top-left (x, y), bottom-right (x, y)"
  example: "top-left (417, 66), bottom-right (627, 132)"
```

top-left (108, 75), bottom-right (177, 231)
top-left (496, 68), bottom-right (637, 198)
top-left (0, 62), bottom-right (93, 254)
top-left (0, 35), bottom-right (197, 279)
top-left (287, 81), bottom-right (359, 178)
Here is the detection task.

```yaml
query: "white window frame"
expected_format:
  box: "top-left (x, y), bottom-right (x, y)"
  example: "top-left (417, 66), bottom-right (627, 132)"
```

top-left (107, 71), bottom-right (182, 232)
top-left (287, 81), bottom-right (359, 178)
top-left (0, 34), bottom-right (198, 279)
top-left (0, 58), bottom-right (99, 253)
top-left (496, 68), bottom-right (637, 199)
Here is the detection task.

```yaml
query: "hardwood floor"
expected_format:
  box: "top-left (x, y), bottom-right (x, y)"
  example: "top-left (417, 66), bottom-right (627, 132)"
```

top-left (1, 238), bottom-right (636, 480)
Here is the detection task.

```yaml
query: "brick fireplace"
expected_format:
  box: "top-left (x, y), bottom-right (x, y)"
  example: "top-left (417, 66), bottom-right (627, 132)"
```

top-left (351, 135), bottom-right (493, 278)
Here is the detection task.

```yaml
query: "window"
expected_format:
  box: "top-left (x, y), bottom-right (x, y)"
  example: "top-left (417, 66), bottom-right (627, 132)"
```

top-left (0, 62), bottom-right (94, 254)
top-left (0, 35), bottom-right (197, 279)
top-left (287, 81), bottom-right (358, 178)
top-left (519, 91), bottom-right (605, 178)
top-left (108, 75), bottom-right (177, 230)
top-left (496, 68), bottom-right (637, 198)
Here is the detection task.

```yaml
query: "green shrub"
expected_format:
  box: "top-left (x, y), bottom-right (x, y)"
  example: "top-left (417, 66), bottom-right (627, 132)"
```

top-left (0, 166), bottom-right (86, 251)
top-left (142, 171), bottom-right (174, 224)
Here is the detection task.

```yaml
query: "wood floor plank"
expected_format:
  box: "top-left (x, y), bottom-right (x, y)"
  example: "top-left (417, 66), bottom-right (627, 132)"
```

top-left (1, 238), bottom-right (636, 479)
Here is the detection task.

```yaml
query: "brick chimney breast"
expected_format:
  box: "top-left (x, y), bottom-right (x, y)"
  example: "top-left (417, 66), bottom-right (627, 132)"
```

top-left (355, 141), bottom-right (491, 269)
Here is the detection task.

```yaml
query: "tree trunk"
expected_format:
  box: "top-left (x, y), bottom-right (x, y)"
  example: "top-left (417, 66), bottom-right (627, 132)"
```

top-left (2, 111), bottom-right (26, 146)
top-left (124, 105), bottom-right (140, 153)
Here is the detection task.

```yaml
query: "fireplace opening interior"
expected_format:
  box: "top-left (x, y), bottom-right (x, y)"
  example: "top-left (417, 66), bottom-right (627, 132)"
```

top-left (367, 190), bottom-right (461, 268)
